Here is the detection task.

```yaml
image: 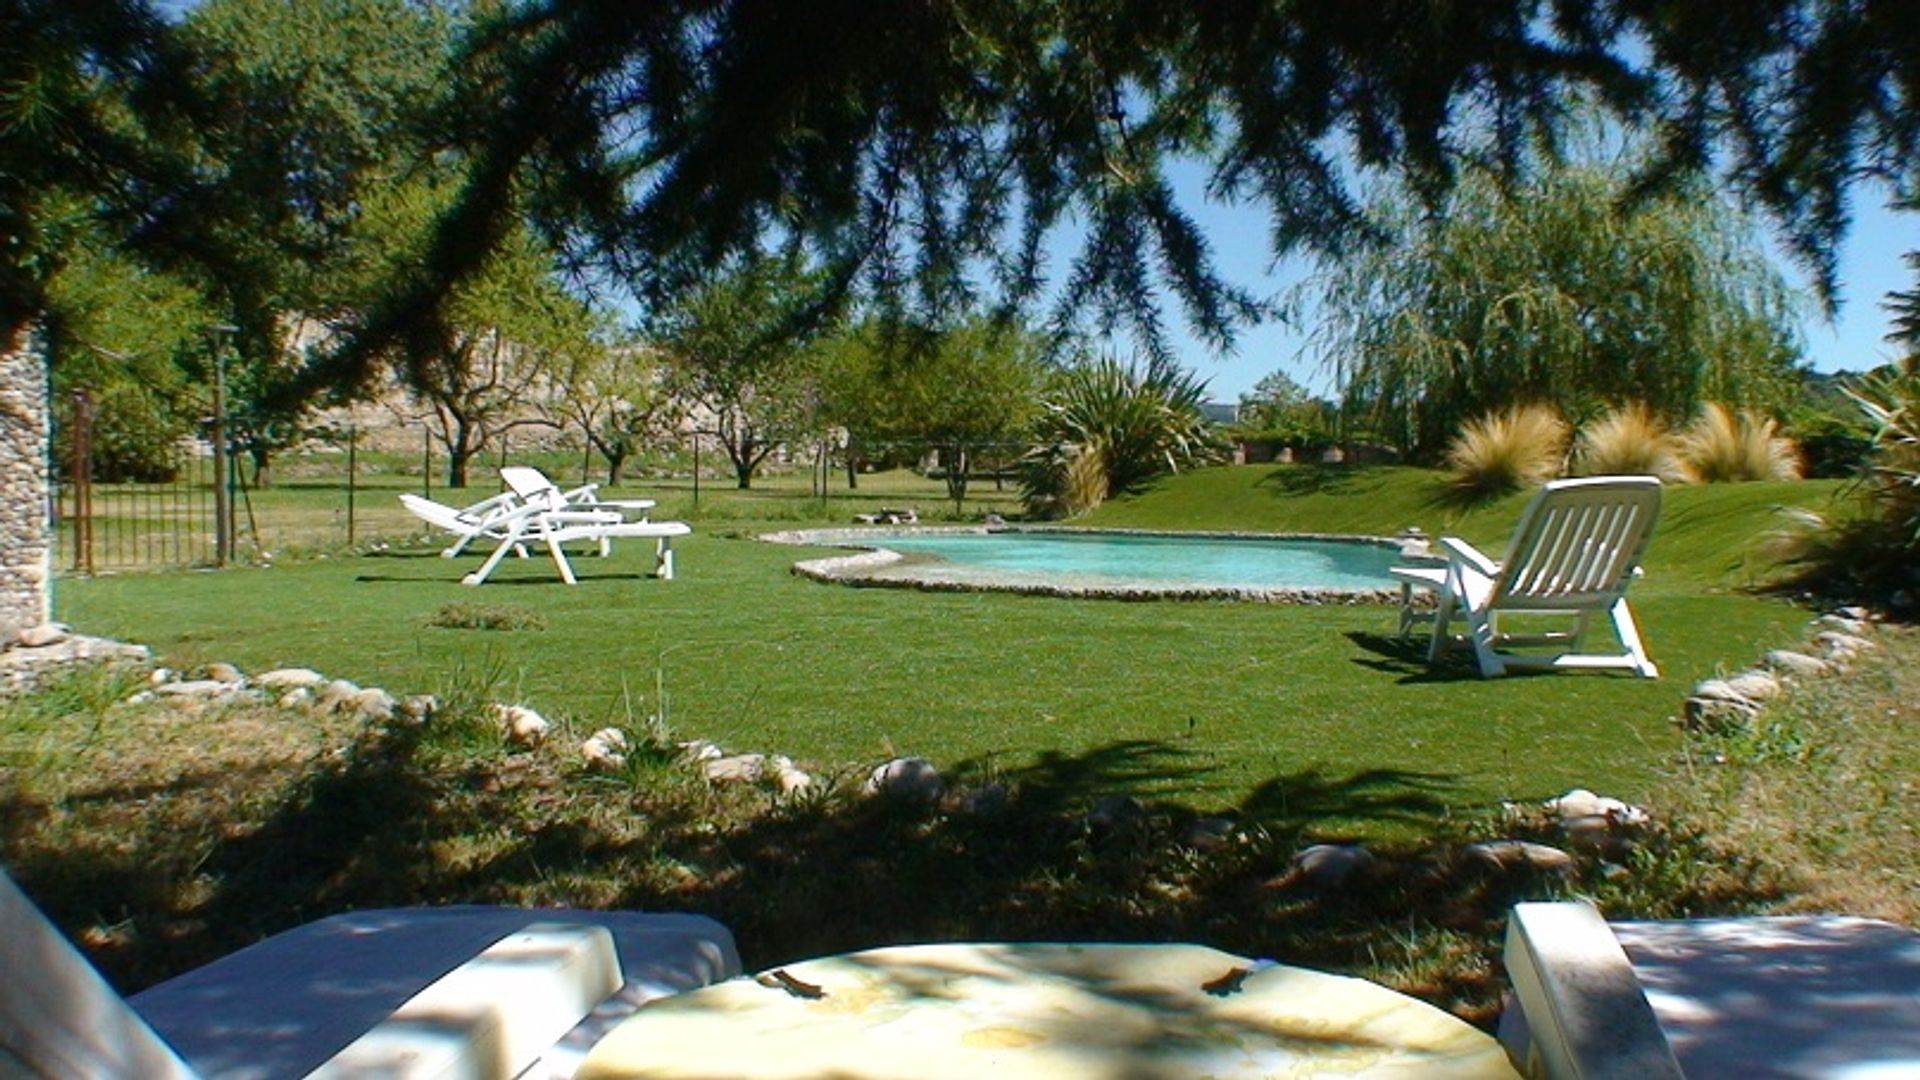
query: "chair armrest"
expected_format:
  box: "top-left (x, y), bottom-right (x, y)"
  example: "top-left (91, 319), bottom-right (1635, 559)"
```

top-left (1439, 537), bottom-right (1501, 579)
top-left (560, 483), bottom-right (601, 504)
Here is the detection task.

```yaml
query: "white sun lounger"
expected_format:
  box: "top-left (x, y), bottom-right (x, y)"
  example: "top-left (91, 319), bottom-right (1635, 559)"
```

top-left (2, 866), bottom-right (739, 1080)
top-left (460, 501), bottom-right (691, 586)
top-left (398, 490), bottom-right (524, 558)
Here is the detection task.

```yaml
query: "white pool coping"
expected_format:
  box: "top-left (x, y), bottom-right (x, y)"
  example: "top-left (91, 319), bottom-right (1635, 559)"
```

top-left (761, 525), bottom-right (1408, 604)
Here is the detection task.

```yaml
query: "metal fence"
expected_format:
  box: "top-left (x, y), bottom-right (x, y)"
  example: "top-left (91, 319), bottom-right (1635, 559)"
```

top-left (54, 390), bottom-right (229, 573)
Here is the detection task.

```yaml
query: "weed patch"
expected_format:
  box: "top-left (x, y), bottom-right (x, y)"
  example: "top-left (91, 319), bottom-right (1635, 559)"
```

top-left (425, 602), bottom-right (547, 632)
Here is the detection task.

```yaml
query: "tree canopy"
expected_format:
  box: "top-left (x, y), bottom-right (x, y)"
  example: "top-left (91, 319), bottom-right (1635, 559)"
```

top-left (1314, 150), bottom-right (1805, 458)
top-left (6, 0), bottom-right (1918, 395)
top-left (322, 0), bottom-right (1918, 387)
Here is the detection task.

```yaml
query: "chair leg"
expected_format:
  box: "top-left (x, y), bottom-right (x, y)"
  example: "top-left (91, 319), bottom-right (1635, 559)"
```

top-left (1610, 599), bottom-right (1658, 678)
top-left (1467, 606), bottom-right (1507, 677)
top-left (656, 537), bottom-right (675, 580)
top-left (1425, 588), bottom-right (1455, 663)
top-left (462, 527), bottom-right (525, 586)
top-left (1396, 582), bottom-right (1422, 639)
top-left (545, 534), bottom-right (579, 585)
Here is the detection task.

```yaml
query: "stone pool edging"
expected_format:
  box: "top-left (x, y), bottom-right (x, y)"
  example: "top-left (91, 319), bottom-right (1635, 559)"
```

top-left (760, 525), bottom-right (1407, 604)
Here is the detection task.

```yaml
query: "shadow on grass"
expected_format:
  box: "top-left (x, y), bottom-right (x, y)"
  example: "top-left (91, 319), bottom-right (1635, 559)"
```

top-left (1251, 464), bottom-right (1392, 498)
top-left (4, 716), bottom-right (1786, 1027)
top-left (1342, 630), bottom-right (1494, 684)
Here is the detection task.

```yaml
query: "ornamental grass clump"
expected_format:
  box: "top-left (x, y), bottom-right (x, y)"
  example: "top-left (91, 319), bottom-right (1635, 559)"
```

top-left (1678, 402), bottom-right (1801, 482)
top-left (1443, 403), bottom-right (1569, 502)
top-left (1573, 402), bottom-right (1692, 481)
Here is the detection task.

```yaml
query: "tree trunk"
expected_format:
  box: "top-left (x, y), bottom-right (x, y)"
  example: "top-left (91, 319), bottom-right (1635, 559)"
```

top-left (734, 461), bottom-right (754, 488)
top-left (606, 445), bottom-right (629, 486)
top-left (447, 448), bottom-right (472, 488)
top-left (247, 441), bottom-right (273, 489)
top-left (944, 443), bottom-right (969, 508)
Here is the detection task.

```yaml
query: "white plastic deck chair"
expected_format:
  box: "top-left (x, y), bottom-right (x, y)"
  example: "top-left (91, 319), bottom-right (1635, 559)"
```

top-left (1395, 476), bottom-right (1663, 678)
top-left (397, 489), bottom-right (524, 558)
top-left (499, 466), bottom-right (657, 536)
top-left (461, 476), bottom-right (689, 586)
top-left (2, 865), bottom-right (739, 1080)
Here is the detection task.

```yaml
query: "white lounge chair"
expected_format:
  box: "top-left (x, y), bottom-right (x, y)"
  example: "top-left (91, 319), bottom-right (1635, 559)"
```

top-left (499, 466), bottom-right (657, 530)
top-left (1392, 476), bottom-right (1663, 678)
top-left (460, 503), bottom-right (690, 585)
top-left (398, 489), bottom-right (524, 557)
top-left (1, 866), bottom-right (739, 1080)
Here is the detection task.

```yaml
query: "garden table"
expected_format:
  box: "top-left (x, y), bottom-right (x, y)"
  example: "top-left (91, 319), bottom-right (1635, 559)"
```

top-left (576, 941), bottom-right (1518, 1078)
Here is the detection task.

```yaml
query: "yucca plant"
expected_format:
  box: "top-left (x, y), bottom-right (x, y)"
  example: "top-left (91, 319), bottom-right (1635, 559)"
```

top-left (1677, 402), bottom-right (1801, 482)
top-left (1848, 359), bottom-right (1920, 547)
top-left (1572, 402), bottom-right (1692, 481)
top-left (1020, 356), bottom-right (1221, 517)
top-left (1777, 358), bottom-right (1920, 598)
top-left (1443, 402), bottom-right (1569, 502)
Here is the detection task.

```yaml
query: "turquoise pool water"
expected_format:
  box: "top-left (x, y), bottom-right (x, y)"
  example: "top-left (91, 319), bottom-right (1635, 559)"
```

top-left (872, 531), bottom-right (1400, 591)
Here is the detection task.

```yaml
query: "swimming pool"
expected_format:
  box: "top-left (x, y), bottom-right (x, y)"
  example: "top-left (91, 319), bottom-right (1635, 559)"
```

top-left (766, 527), bottom-right (1409, 602)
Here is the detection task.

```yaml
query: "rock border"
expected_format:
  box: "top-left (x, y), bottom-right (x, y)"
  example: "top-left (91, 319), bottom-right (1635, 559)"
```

top-left (1681, 606), bottom-right (1880, 734)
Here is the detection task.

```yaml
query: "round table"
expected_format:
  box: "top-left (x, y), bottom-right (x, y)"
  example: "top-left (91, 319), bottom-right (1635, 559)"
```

top-left (577, 942), bottom-right (1518, 1078)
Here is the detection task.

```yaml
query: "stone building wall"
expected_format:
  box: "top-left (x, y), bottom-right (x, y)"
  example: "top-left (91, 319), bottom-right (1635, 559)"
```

top-left (0, 337), bottom-right (51, 637)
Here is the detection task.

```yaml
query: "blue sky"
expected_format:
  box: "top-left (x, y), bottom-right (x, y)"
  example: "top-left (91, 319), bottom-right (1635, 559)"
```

top-left (1159, 176), bottom-right (1916, 405)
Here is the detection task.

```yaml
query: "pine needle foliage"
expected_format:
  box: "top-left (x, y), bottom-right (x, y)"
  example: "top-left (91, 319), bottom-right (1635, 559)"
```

top-left (1678, 403), bottom-right (1802, 483)
top-left (1443, 403), bottom-right (1569, 502)
top-left (1573, 403), bottom-right (1692, 482)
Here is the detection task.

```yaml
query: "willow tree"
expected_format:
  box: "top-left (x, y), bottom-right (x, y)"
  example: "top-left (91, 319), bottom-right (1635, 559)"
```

top-left (1313, 157), bottom-right (1804, 459)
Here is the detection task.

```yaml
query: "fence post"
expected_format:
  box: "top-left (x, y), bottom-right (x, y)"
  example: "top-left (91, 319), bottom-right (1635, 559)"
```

top-left (70, 390), bottom-right (94, 574)
top-left (346, 424), bottom-right (357, 545)
top-left (209, 326), bottom-right (232, 567)
top-left (422, 427), bottom-right (431, 497)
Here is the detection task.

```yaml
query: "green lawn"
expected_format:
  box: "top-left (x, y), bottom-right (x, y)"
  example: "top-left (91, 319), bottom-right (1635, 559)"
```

top-left (54, 465), bottom-right (1837, 833)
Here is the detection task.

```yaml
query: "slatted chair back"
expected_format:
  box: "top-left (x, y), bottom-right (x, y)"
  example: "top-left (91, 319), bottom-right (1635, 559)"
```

top-left (1491, 477), bottom-right (1663, 612)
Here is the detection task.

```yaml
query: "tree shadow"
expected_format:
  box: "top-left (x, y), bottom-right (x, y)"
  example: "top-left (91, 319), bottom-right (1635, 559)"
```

top-left (7, 719), bottom-right (1785, 1030)
top-left (1252, 464), bottom-right (1393, 498)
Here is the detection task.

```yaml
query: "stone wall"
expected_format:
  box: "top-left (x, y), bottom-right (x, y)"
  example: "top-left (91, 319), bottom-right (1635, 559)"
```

top-left (0, 337), bottom-right (51, 637)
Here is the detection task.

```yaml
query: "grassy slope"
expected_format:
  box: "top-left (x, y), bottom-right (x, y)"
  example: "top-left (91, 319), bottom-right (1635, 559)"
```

top-left (55, 466), bottom-right (1836, 833)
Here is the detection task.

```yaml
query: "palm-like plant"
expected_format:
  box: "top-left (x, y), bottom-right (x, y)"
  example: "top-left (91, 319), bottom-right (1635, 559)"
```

top-left (1839, 358), bottom-right (1920, 576)
top-left (1770, 358), bottom-right (1920, 599)
top-left (1021, 356), bottom-right (1221, 517)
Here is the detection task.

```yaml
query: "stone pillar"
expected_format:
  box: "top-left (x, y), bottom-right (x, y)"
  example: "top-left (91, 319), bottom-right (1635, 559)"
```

top-left (0, 335), bottom-right (52, 637)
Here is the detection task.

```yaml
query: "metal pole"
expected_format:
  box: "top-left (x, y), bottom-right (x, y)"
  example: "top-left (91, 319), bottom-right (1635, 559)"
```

top-left (691, 431), bottom-right (700, 508)
top-left (346, 423), bottom-right (357, 544)
top-left (422, 426), bottom-right (431, 497)
top-left (72, 390), bottom-right (93, 574)
top-left (210, 329), bottom-right (231, 567)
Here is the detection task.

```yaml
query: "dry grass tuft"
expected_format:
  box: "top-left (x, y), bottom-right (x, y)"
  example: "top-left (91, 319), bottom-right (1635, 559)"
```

top-left (1573, 402), bottom-right (1693, 482)
top-left (1660, 624), bottom-right (1918, 924)
top-left (1677, 402), bottom-right (1802, 482)
top-left (1443, 403), bottom-right (1569, 501)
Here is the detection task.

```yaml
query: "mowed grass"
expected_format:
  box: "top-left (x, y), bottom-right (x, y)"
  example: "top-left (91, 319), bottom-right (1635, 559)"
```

top-left (54, 464), bottom-right (1836, 830)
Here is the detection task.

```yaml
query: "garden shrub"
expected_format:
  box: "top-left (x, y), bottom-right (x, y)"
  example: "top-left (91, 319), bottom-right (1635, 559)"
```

top-left (1443, 403), bottom-right (1568, 501)
top-left (1572, 402), bottom-right (1691, 481)
top-left (1677, 402), bottom-right (1801, 482)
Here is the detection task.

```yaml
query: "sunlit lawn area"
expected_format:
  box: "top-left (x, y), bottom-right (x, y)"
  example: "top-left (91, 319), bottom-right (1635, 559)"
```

top-left (55, 464), bottom-right (1833, 827)
top-left (24, 461), bottom-right (1900, 1020)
